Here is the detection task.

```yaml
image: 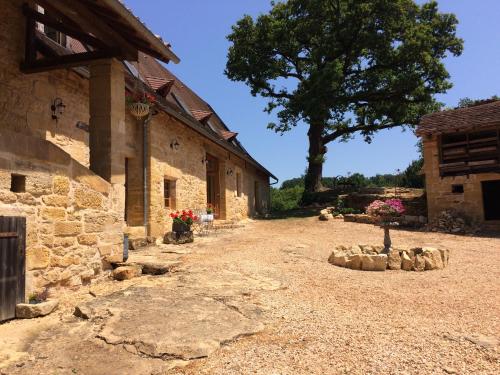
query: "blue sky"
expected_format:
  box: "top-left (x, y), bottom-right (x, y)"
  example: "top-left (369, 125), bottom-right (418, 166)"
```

top-left (125, 0), bottom-right (500, 184)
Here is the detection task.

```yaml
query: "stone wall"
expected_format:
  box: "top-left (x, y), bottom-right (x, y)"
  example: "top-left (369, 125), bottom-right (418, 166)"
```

top-left (0, 131), bottom-right (124, 297)
top-left (423, 135), bottom-right (500, 229)
top-left (147, 112), bottom-right (270, 238)
top-left (0, 0), bottom-right (91, 167)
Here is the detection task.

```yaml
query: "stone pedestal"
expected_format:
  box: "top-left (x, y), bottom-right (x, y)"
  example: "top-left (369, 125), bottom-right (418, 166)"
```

top-left (164, 231), bottom-right (194, 245)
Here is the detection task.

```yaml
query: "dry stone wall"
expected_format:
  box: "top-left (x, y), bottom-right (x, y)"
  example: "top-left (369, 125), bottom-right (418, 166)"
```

top-left (0, 131), bottom-right (124, 297)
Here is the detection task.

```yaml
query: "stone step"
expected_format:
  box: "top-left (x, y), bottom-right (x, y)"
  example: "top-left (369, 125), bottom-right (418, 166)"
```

top-left (127, 236), bottom-right (156, 250)
top-left (114, 258), bottom-right (182, 276)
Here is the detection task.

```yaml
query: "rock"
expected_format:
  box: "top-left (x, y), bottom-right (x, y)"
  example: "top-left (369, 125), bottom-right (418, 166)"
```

top-left (112, 266), bottom-right (142, 281)
top-left (128, 238), bottom-right (148, 250)
top-left (320, 209), bottom-right (329, 216)
top-left (74, 305), bottom-right (93, 320)
top-left (16, 299), bottom-right (58, 319)
top-left (347, 245), bottom-right (363, 255)
top-left (361, 254), bottom-right (387, 271)
top-left (346, 254), bottom-right (362, 270)
top-left (164, 231), bottom-right (194, 245)
top-left (387, 249), bottom-right (402, 270)
top-left (439, 248), bottom-right (450, 267)
top-left (319, 213), bottom-right (333, 221)
top-left (401, 252), bottom-right (414, 271)
top-left (328, 250), bottom-right (348, 267)
top-left (463, 334), bottom-right (498, 349)
top-left (334, 214), bottom-right (344, 219)
top-left (422, 247), bottom-right (444, 270)
top-left (414, 255), bottom-right (426, 272)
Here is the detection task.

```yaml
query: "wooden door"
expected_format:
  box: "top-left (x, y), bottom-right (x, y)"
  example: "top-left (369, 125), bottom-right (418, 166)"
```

top-left (482, 180), bottom-right (500, 220)
top-left (206, 154), bottom-right (221, 218)
top-left (0, 216), bottom-right (26, 322)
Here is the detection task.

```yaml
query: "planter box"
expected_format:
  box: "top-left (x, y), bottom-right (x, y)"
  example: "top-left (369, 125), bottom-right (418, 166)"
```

top-left (172, 221), bottom-right (190, 233)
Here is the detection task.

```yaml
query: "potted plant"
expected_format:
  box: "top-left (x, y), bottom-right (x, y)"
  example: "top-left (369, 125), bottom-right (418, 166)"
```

top-left (170, 210), bottom-right (198, 233)
top-left (126, 91), bottom-right (156, 119)
top-left (201, 204), bottom-right (215, 222)
top-left (366, 199), bottom-right (405, 252)
top-left (28, 288), bottom-right (49, 304)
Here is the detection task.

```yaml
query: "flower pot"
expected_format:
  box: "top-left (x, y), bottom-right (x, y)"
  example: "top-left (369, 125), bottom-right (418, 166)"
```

top-left (172, 221), bottom-right (190, 233)
top-left (129, 102), bottom-right (150, 118)
top-left (201, 214), bottom-right (214, 222)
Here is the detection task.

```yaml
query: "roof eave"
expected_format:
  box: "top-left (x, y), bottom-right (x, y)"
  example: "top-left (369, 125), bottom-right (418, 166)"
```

top-left (102, 0), bottom-right (180, 64)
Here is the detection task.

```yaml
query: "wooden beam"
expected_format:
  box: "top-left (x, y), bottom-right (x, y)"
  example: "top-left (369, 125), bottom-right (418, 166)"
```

top-left (23, 4), bottom-right (108, 49)
top-left (20, 49), bottom-right (122, 74)
top-left (24, 4), bottom-right (37, 64)
top-left (36, 0), bottom-right (138, 61)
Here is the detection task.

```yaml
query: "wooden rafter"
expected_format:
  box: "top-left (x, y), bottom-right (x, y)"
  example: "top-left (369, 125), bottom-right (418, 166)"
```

top-left (23, 4), bottom-right (107, 50)
top-left (34, 0), bottom-right (138, 61)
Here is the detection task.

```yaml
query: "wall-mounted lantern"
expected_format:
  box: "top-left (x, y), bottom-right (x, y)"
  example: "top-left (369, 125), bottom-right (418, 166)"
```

top-left (170, 139), bottom-right (180, 150)
top-left (201, 157), bottom-right (209, 165)
top-left (51, 98), bottom-right (66, 120)
top-left (226, 168), bottom-right (234, 176)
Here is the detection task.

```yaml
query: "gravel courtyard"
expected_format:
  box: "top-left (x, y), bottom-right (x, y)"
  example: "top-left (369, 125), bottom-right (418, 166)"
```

top-left (1, 217), bottom-right (499, 375)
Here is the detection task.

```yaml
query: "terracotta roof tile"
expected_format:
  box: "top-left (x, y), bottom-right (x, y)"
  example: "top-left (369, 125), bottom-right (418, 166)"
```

top-left (190, 109), bottom-right (213, 122)
top-left (417, 100), bottom-right (500, 136)
top-left (221, 131), bottom-right (238, 141)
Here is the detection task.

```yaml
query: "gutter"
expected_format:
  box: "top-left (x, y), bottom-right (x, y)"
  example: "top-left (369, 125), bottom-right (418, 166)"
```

top-left (143, 112), bottom-right (153, 237)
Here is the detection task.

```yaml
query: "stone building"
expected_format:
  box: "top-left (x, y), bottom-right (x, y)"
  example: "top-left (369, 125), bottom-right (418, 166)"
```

top-left (417, 100), bottom-right (500, 230)
top-left (0, 0), bottom-right (275, 297)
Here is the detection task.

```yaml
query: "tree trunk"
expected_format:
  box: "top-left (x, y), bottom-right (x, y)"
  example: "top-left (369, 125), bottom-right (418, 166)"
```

top-left (303, 122), bottom-right (326, 194)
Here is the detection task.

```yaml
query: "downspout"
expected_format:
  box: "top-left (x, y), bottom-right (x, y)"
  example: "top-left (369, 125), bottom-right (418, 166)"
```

top-left (143, 112), bottom-right (153, 238)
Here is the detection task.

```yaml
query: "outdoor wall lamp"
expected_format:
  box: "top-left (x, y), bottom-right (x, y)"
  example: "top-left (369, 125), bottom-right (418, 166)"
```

top-left (51, 98), bottom-right (66, 120)
top-left (201, 157), bottom-right (209, 165)
top-left (227, 168), bottom-right (234, 176)
top-left (170, 139), bottom-right (180, 150)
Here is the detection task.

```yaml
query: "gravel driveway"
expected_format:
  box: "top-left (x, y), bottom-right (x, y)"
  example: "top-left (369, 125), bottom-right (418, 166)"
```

top-left (1, 217), bottom-right (498, 375)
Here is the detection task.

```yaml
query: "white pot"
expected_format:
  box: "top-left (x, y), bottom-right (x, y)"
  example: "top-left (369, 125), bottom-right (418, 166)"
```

top-left (201, 214), bottom-right (214, 222)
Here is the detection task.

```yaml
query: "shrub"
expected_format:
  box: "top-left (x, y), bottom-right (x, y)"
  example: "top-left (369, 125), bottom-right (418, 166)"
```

top-left (271, 185), bottom-right (304, 211)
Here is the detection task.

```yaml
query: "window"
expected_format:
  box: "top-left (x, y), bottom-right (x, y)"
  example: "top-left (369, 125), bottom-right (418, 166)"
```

top-left (236, 173), bottom-right (242, 197)
top-left (164, 179), bottom-right (176, 208)
top-left (451, 184), bottom-right (464, 194)
top-left (11, 174), bottom-right (26, 193)
top-left (44, 23), bottom-right (67, 47)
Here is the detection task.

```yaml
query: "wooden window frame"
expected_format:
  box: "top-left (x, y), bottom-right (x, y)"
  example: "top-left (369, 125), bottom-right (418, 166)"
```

top-left (164, 179), bottom-right (176, 209)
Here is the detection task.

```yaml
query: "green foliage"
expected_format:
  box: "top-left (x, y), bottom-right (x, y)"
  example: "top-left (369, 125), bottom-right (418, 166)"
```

top-left (270, 185), bottom-right (304, 211)
top-left (457, 95), bottom-right (499, 108)
top-left (226, 0), bottom-right (463, 193)
top-left (400, 158), bottom-right (424, 188)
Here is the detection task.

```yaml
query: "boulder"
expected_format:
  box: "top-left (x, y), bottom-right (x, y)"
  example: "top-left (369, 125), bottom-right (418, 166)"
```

top-left (361, 254), bottom-right (387, 271)
top-left (346, 254), bottom-right (362, 270)
top-left (319, 213), bottom-right (333, 221)
top-left (16, 299), bottom-right (58, 319)
top-left (401, 252), bottom-right (414, 271)
top-left (112, 265), bottom-right (142, 281)
top-left (387, 249), bottom-right (402, 270)
top-left (414, 255), bottom-right (426, 272)
top-left (422, 247), bottom-right (444, 270)
top-left (347, 245), bottom-right (363, 255)
top-left (320, 209), bottom-right (330, 216)
top-left (164, 231), bottom-right (194, 245)
top-left (128, 238), bottom-right (148, 250)
top-left (328, 250), bottom-right (348, 267)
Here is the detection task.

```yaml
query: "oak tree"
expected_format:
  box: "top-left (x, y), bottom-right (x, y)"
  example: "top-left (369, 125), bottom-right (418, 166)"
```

top-left (225, 0), bottom-right (463, 196)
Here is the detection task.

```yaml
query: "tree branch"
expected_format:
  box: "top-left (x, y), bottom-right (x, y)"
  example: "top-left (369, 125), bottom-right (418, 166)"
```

top-left (322, 122), bottom-right (399, 144)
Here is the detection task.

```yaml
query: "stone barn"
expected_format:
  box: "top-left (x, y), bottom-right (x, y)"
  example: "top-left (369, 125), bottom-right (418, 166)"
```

top-left (0, 0), bottom-right (275, 298)
top-left (417, 100), bottom-right (500, 230)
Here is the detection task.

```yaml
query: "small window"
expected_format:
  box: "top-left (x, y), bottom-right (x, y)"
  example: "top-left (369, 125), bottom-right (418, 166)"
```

top-left (11, 174), bottom-right (26, 193)
top-left (44, 24), bottom-right (67, 47)
top-left (452, 184), bottom-right (464, 194)
top-left (164, 179), bottom-right (176, 208)
top-left (236, 173), bottom-right (242, 197)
